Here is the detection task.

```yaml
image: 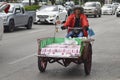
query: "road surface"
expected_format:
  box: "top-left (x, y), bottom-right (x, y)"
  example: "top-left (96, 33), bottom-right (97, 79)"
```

top-left (0, 15), bottom-right (120, 80)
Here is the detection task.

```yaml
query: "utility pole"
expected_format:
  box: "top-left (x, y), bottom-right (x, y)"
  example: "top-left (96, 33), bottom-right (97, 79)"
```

top-left (79, 0), bottom-right (80, 5)
top-left (29, 0), bottom-right (31, 5)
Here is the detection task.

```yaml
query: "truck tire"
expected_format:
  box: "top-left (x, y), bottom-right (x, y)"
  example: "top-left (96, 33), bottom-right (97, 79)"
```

top-left (99, 11), bottom-right (102, 17)
top-left (116, 14), bottom-right (119, 17)
top-left (26, 17), bottom-right (33, 29)
top-left (5, 19), bottom-right (15, 32)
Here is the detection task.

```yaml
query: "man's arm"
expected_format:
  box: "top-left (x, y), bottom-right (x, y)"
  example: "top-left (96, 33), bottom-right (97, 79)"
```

top-left (81, 14), bottom-right (89, 29)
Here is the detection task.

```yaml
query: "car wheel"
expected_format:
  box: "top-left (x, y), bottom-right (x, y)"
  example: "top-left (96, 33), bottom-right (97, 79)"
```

top-left (98, 14), bottom-right (101, 17)
top-left (116, 14), bottom-right (119, 17)
top-left (26, 17), bottom-right (33, 29)
top-left (113, 12), bottom-right (115, 15)
top-left (6, 19), bottom-right (15, 32)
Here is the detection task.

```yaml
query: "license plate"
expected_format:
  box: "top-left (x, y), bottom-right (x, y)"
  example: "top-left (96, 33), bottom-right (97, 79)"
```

top-left (40, 19), bottom-right (45, 22)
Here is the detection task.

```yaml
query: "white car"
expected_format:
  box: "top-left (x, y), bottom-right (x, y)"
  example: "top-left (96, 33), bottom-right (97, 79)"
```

top-left (102, 4), bottom-right (115, 15)
top-left (65, 1), bottom-right (75, 7)
top-left (112, 3), bottom-right (119, 10)
top-left (35, 5), bottom-right (68, 24)
top-left (116, 5), bottom-right (120, 17)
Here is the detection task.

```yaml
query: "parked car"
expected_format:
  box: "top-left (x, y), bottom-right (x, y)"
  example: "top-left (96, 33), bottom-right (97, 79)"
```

top-left (35, 5), bottom-right (68, 24)
top-left (0, 3), bottom-right (36, 32)
top-left (116, 5), bottom-right (120, 17)
top-left (64, 1), bottom-right (75, 16)
top-left (0, 2), bottom-right (10, 40)
top-left (83, 2), bottom-right (102, 17)
top-left (101, 4), bottom-right (115, 15)
top-left (64, 1), bottom-right (75, 7)
top-left (112, 2), bottom-right (119, 10)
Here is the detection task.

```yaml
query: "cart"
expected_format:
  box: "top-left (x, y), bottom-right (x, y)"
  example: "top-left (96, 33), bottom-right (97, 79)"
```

top-left (37, 37), bottom-right (94, 75)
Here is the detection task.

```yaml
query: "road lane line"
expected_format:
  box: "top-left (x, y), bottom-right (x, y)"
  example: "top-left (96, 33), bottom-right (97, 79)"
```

top-left (8, 53), bottom-right (36, 65)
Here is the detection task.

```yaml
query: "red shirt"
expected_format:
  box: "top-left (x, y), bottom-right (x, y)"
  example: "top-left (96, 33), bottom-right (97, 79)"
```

top-left (64, 13), bottom-right (89, 37)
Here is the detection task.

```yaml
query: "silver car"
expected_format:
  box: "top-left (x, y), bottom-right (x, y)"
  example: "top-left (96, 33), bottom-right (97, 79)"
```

top-left (0, 3), bottom-right (36, 32)
top-left (102, 4), bottom-right (115, 15)
top-left (84, 2), bottom-right (102, 18)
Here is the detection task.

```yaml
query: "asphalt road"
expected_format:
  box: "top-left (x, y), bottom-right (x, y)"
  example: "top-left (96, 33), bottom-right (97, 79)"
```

top-left (0, 15), bottom-right (120, 80)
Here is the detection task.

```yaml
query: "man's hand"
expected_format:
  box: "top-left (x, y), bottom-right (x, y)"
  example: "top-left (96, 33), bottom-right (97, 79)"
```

top-left (83, 27), bottom-right (88, 31)
top-left (61, 26), bottom-right (66, 30)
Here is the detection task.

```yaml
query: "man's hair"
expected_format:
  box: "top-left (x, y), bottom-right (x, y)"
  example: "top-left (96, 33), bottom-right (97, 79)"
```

top-left (73, 7), bottom-right (84, 14)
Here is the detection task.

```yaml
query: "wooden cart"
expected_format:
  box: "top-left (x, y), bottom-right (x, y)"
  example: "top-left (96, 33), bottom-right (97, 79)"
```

top-left (37, 37), bottom-right (94, 75)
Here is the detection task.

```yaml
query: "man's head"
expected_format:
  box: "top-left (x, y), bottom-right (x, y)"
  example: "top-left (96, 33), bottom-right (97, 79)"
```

top-left (73, 7), bottom-right (84, 15)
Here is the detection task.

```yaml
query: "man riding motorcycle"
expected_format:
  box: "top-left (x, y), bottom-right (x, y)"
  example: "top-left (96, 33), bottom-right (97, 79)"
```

top-left (61, 7), bottom-right (89, 38)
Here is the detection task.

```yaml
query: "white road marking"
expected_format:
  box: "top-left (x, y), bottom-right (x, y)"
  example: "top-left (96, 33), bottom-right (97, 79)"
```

top-left (28, 29), bottom-right (46, 34)
top-left (8, 53), bottom-right (36, 65)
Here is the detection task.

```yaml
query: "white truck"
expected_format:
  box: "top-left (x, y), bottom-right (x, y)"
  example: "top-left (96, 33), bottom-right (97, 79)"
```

top-left (0, 3), bottom-right (36, 32)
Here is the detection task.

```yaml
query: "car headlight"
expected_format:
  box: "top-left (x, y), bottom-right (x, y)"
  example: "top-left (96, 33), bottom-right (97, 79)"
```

top-left (49, 15), bottom-right (56, 18)
top-left (2, 16), bottom-right (7, 23)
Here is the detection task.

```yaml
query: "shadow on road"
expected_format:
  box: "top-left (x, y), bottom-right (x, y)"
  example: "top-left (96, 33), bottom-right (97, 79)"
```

top-left (37, 64), bottom-right (91, 79)
top-left (4, 27), bottom-right (36, 33)
top-left (34, 23), bottom-right (54, 25)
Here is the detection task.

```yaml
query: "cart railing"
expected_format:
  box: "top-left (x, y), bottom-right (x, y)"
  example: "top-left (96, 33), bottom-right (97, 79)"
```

top-left (37, 37), bottom-right (94, 58)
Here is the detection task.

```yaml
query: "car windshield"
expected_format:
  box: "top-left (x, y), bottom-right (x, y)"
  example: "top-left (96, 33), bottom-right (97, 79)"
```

top-left (40, 6), bottom-right (58, 11)
top-left (113, 3), bottom-right (119, 5)
top-left (85, 3), bottom-right (96, 7)
top-left (103, 5), bottom-right (112, 8)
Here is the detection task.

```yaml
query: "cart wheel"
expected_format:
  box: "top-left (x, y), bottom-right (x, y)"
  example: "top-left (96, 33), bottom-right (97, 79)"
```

top-left (84, 43), bottom-right (92, 75)
top-left (38, 57), bottom-right (47, 72)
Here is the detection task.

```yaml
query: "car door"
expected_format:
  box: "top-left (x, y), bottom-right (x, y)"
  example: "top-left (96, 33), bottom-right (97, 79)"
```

top-left (14, 5), bottom-right (25, 26)
top-left (20, 7), bottom-right (28, 25)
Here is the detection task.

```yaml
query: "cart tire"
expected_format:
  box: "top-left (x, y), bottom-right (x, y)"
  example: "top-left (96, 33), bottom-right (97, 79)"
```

top-left (38, 57), bottom-right (47, 72)
top-left (84, 43), bottom-right (92, 75)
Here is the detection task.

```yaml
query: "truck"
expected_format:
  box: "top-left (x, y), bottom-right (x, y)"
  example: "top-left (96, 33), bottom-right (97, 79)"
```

top-left (0, 3), bottom-right (36, 32)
